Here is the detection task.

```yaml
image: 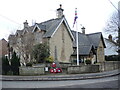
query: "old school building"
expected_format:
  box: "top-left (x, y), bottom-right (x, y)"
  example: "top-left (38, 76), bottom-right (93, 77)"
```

top-left (8, 5), bottom-right (106, 65)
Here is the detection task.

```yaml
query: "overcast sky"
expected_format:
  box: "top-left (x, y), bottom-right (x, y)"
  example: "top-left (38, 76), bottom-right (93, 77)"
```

top-left (0, 0), bottom-right (119, 40)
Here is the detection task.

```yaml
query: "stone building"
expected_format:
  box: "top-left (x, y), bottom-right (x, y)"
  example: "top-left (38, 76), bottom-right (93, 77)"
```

top-left (0, 38), bottom-right (8, 58)
top-left (8, 5), bottom-right (106, 65)
top-left (104, 34), bottom-right (118, 56)
top-left (8, 5), bottom-right (74, 65)
top-left (71, 28), bottom-right (106, 64)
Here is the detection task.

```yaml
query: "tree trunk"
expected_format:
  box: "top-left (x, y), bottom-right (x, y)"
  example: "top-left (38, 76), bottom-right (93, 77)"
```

top-left (118, 27), bottom-right (120, 56)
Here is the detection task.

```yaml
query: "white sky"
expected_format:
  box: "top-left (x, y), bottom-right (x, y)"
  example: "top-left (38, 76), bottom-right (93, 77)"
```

top-left (0, 0), bottom-right (119, 40)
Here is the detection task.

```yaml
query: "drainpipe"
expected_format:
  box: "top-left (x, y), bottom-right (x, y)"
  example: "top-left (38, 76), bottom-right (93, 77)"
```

top-left (95, 47), bottom-right (97, 63)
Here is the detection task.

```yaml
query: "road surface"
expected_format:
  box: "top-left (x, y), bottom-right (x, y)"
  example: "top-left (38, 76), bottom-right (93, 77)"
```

top-left (2, 75), bottom-right (120, 89)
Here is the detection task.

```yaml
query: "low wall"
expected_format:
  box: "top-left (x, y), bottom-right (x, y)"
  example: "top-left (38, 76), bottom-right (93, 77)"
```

top-left (19, 61), bottom-right (120, 75)
top-left (19, 66), bottom-right (45, 75)
top-left (99, 61), bottom-right (120, 72)
top-left (67, 65), bottom-right (100, 74)
top-left (59, 62), bottom-right (71, 68)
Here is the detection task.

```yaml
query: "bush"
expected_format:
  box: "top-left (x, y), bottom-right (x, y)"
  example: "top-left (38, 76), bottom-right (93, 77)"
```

top-left (105, 55), bottom-right (120, 61)
top-left (2, 56), bottom-right (10, 75)
top-left (85, 60), bottom-right (91, 65)
top-left (26, 62), bottom-right (33, 67)
top-left (32, 43), bottom-right (50, 63)
top-left (45, 56), bottom-right (54, 63)
top-left (11, 51), bottom-right (20, 75)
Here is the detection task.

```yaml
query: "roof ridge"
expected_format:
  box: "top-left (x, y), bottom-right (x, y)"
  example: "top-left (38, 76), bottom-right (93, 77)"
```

top-left (16, 30), bottom-right (21, 31)
top-left (17, 30), bottom-right (23, 32)
top-left (1, 38), bottom-right (7, 41)
top-left (105, 38), bottom-right (118, 46)
top-left (87, 32), bottom-right (102, 35)
top-left (38, 17), bottom-right (63, 25)
top-left (40, 19), bottom-right (54, 24)
top-left (79, 44), bottom-right (92, 46)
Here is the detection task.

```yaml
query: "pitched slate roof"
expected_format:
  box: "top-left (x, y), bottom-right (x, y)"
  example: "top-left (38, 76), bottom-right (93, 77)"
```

top-left (36, 24), bottom-right (46, 31)
top-left (32, 18), bottom-right (63, 38)
top-left (15, 26), bottom-right (34, 36)
top-left (0, 38), bottom-right (7, 43)
top-left (41, 18), bottom-right (63, 37)
top-left (33, 16), bottom-right (74, 40)
top-left (10, 16), bottom-right (74, 42)
top-left (72, 45), bottom-right (95, 55)
top-left (22, 26), bottom-right (34, 34)
top-left (72, 31), bottom-right (91, 47)
top-left (72, 31), bottom-right (94, 55)
top-left (8, 35), bottom-right (15, 39)
top-left (71, 31), bottom-right (105, 55)
top-left (27, 26), bottom-right (34, 32)
top-left (87, 32), bottom-right (106, 48)
top-left (104, 38), bottom-right (118, 56)
top-left (15, 30), bottom-right (23, 36)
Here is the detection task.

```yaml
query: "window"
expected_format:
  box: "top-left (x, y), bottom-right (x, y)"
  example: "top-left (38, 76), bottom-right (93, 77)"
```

top-left (99, 47), bottom-right (103, 55)
top-left (62, 29), bottom-right (65, 43)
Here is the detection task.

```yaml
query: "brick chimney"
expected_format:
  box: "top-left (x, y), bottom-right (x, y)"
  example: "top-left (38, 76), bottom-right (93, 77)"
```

top-left (23, 20), bottom-right (29, 28)
top-left (81, 26), bottom-right (85, 34)
top-left (57, 4), bottom-right (64, 18)
top-left (108, 34), bottom-right (112, 41)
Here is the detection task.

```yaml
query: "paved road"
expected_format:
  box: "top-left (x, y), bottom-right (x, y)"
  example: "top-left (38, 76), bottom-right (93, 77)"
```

top-left (2, 69), bottom-right (120, 81)
top-left (2, 75), bottom-right (119, 89)
top-left (57, 80), bottom-right (119, 88)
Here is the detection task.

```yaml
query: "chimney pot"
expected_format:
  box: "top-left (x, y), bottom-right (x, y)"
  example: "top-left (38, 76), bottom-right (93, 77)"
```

top-left (23, 20), bottom-right (29, 28)
top-left (57, 4), bottom-right (64, 18)
top-left (81, 26), bottom-right (85, 34)
top-left (108, 34), bottom-right (112, 41)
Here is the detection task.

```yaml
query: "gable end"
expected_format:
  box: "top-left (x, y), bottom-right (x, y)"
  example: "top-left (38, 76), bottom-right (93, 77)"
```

top-left (51, 17), bottom-right (74, 41)
top-left (32, 24), bottom-right (41, 33)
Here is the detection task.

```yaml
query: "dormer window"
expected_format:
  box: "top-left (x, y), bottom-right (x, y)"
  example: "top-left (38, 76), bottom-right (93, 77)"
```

top-left (16, 33), bottom-right (18, 36)
top-left (34, 27), bottom-right (41, 32)
top-left (32, 24), bottom-right (42, 33)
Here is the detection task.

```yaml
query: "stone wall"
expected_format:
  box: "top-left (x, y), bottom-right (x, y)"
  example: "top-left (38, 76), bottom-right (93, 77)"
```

top-left (59, 62), bottom-right (71, 68)
top-left (67, 61), bottom-right (120, 74)
top-left (19, 61), bottom-right (120, 75)
top-left (67, 65), bottom-right (100, 74)
top-left (19, 66), bottom-right (45, 75)
top-left (99, 61), bottom-right (120, 72)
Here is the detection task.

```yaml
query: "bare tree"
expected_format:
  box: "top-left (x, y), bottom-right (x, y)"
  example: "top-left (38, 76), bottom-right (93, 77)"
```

top-left (104, 10), bottom-right (120, 56)
top-left (15, 33), bottom-right (34, 64)
top-left (104, 11), bottom-right (118, 41)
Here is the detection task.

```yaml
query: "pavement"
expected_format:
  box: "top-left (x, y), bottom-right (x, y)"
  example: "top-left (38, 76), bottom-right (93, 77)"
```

top-left (1, 69), bottom-right (120, 81)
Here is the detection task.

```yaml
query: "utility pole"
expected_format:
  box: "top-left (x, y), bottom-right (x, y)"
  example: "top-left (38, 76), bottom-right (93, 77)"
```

top-left (108, 0), bottom-right (120, 57)
top-left (118, 27), bottom-right (120, 56)
top-left (118, 2), bottom-right (120, 57)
